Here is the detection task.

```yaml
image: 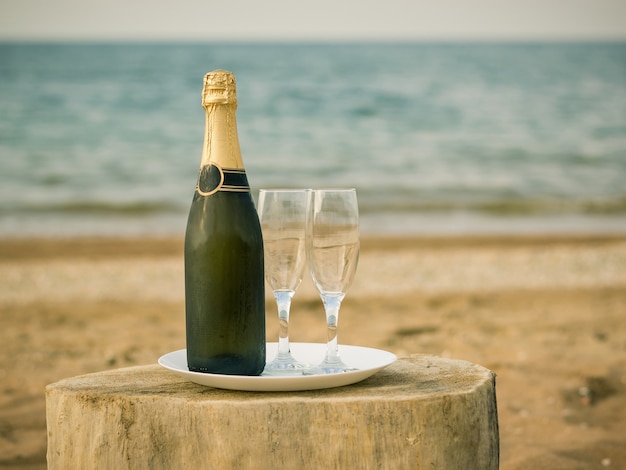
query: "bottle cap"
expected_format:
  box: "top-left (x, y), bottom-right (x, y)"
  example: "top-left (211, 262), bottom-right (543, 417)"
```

top-left (202, 70), bottom-right (237, 107)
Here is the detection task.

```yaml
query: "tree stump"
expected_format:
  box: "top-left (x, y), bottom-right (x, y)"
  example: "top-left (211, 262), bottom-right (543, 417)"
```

top-left (46, 355), bottom-right (499, 469)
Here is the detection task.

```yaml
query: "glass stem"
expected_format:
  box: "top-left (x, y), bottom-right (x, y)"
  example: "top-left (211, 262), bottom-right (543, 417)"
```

top-left (321, 293), bottom-right (345, 364)
top-left (274, 290), bottom-right (295, 358)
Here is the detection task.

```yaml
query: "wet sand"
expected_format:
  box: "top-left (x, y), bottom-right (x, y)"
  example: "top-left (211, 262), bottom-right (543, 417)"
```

top-left (1, 234), bottom-right (625, 469)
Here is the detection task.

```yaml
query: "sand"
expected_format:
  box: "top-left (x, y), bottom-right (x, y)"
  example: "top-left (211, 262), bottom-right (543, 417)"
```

top-left (1, 234), bottom-right (625, 469)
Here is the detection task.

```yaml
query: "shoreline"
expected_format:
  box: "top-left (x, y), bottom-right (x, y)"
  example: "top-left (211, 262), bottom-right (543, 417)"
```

top-left (2, 206), bottom-right (626, 243)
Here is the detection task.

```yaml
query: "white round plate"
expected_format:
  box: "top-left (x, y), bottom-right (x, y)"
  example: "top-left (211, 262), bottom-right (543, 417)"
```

top-left (158, 343), bottom-right (397, 392)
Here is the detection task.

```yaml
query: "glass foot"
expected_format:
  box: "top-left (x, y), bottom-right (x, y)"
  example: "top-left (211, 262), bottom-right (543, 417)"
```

top-left (304, 358), bottom-right (358, 375)
top-left (263, 353), bottom-right (311, 376)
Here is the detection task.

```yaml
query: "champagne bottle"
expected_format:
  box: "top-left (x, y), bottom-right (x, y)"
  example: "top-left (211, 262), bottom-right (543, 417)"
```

top-left (185, 70), bottom-right (266, 376)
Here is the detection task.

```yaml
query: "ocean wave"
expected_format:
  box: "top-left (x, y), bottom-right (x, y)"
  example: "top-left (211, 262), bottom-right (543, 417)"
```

top-left (358, 195), bottom-right (626, 216)
top-left (2, 195), bottom-right (624, 218)
top-left (1, 201), bottom-right (185, 216)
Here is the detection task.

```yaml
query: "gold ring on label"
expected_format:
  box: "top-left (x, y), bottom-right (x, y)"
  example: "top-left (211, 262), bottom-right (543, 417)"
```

top-left (196, 163), bottom-right (224, 196)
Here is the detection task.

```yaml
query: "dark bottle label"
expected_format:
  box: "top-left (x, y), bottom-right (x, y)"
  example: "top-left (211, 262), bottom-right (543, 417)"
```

top-left (196, 163), bottom-right (250, 196)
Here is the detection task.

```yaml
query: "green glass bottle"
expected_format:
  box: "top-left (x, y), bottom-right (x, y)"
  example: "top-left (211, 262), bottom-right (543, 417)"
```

top-left (185, 70), bottom-right (265, 375)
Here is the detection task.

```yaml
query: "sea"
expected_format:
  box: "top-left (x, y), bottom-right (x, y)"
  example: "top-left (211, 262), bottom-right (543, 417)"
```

top-left (1, 41), bottom-right (625, 237)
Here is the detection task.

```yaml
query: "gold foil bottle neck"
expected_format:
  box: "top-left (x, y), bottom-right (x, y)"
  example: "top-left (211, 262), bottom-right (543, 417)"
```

top-left (199, 70), bottom-right (244, 171)
top-left (202, 70), bottom-right (237, 107)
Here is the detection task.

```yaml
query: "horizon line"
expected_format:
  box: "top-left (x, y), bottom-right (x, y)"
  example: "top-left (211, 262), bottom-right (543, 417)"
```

top-left (2, 35), bottom-right (626, 45)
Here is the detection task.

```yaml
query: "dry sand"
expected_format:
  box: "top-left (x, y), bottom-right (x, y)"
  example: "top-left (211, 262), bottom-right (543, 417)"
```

top-left (1, 234), bottom-right (625, 469)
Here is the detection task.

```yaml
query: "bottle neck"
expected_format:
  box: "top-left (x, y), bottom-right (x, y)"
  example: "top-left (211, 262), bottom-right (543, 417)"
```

top-left (200, 102), bottom-right (244, 170)
top-left (196, 102), bottom-right (249, 196)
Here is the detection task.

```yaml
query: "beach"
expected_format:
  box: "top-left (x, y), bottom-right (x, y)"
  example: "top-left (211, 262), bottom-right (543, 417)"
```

top-left (0, 234), bottom-right (625, 468)
top-left (1, 39), bottom-right (625, 469)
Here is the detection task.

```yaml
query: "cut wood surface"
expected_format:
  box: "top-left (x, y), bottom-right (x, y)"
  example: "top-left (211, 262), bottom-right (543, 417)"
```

top-left (46, 355), bottom-right (499, 470)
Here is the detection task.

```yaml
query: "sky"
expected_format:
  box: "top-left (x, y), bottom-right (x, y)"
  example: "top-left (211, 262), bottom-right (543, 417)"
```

top-left (1, 0), bottom-right (625, 42)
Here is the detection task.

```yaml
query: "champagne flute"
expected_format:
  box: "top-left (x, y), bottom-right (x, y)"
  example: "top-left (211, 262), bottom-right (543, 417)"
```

top-left (306, 189), bottom-right (360, 374)
top-left (258, 189), bottom-right (310, 375)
